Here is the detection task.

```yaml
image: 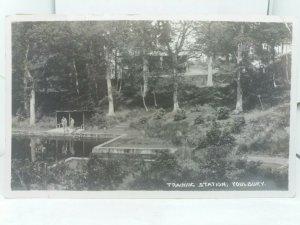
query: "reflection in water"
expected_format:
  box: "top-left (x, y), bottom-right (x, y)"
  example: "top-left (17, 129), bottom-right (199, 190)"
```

top-left (11, 135), bottom-right (288, 191)
top-left (12, 136), bottom-right (104, 163)
top-left (11, 135), bottom-right (109, 190)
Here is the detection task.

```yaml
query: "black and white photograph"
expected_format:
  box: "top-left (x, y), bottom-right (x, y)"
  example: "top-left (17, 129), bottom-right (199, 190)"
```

top-left (6, 16), bottom-right (296, 197)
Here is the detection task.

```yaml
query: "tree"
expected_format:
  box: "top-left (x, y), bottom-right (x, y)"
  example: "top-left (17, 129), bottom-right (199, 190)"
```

top-left (157, 21), bottom-right (195, 112)
top-left (127, 21), bottom-right (159, 111)
top-left (195, 22), bottom-right (216, 86)
top-left (234, 24), bottom-right (245, 113)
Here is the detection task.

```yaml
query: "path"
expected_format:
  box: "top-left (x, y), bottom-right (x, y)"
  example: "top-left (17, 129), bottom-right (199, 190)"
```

top-left (246, 155), bottom-right (288, 167)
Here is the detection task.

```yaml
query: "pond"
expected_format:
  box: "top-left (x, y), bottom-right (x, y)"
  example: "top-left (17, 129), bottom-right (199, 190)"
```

top-left (12, 135), bottom-right (108, 163)
top-left (11, 135), bottom-right (288, 191)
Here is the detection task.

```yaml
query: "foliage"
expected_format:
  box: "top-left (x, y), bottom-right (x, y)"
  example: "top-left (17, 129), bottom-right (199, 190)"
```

top-left (196, 121), bottom-right (235, 149)
top-left (128, 151), bottom-right (184, 190)
top-left (152, 108), bottom-right (166, 120)
top-left (173, 109), bottom-right (186, 121)
top-left (129, 116), bottom-right (148, 129)
top-left (230, 116), bottom-right (246, 133)
top-left (216, 107), bottom-right (230, 120)
top-left (194, 115), bottom-right (205, 125)
top-left (145, 119), bottom-right (189, 146)
top-left (87, 155), bottom-right (126, 190)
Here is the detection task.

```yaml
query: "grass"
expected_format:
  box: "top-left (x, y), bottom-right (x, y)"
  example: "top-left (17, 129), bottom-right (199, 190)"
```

top-left (235, 104), bottom-right (290, 157)
top-left (12, 100), bottom-right (290, 159)
top-left (12, 116), bottom-right (55, 130)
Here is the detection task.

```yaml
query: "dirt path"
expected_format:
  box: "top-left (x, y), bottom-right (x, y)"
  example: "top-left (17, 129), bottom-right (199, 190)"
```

top-left (246, 155), bottom-right (288, 167)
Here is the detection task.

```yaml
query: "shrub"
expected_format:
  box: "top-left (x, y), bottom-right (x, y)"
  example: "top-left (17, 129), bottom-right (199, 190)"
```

top-left (237, 143), bottom-right (248, 153)
top-left (203, 121), bottom-right (235, 147)
top-left (145, 120), bottom-right (189, 145)
top-left (87, 156), bottom-right (126, 190)
top-left (16, 108), bottom-right (27, 121)
top-left (152, 108), bottom-right (166, 120)
top-left (174, 109), bottom-right (186, 121)
top-left (230, 116), bottom-right (246, 133)
top-left (37, 116), bottom-right (56, 129)
top-left (191, 104), bottom-right (202, 113)
top-left (216, 107), bottom-right (230, 120)
top-left (129, 117), bottom-right (148, 129)
top-left (194, 115), bottom-right (204, 125)
top-left (144, 120), bottom-right (163, 138)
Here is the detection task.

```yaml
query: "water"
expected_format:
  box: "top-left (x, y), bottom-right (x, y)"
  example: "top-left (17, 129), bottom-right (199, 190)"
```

top-left (12, 135), bottom-right (108, 163)
top-left (11, 135), bottom-right (288, 191)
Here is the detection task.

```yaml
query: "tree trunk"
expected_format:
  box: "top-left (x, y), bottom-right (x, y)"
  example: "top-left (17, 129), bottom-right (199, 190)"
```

top-left (142, 55), bottom-right (149, 97)
top-left (105, 47), bottom-right (115, 116)
top-left (106, 74), bottom-right (115, 116)
top-left (153, 91), bottom-right (158, 107)
top-left (23, 43), bottom-right (30, 115)
top-left (23, 75), bottom-right (29, 114)
top-left (235, 71), bottom-right (243, 113)
top-left (141, 55), bottom-right (149, 112)
top-left (29, 88), bottom-right (36, 126)
top-left (172, 54), bottom-right (180, 112)
top-left (285, 54), bottom-right (290, 85)
top-left (207, 56), bottom-right (213, 86)
top-left (235, 25), bottom-right (244, 114)
top-left (141, 86), bottom-right (149, 112)
top-left (173, 80), bottom-right (180, 112)
top-left (73, 59), bottom-right (80, 95)
top-left (30, 138), bottom-right (36, 162)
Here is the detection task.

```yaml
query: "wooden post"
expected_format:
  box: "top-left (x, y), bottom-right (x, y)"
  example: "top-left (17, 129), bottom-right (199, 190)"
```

top-left (83, 141), bottom-right (85, 156)
top-left (55, 139), bottom-right (58, 162)
top-left (82, 112), bottom-right (85, 129)
top-left (68, 112), bottom-right (71, 127)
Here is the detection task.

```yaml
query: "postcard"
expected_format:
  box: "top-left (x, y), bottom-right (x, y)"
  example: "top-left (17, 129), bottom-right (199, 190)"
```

top-left (4, 15), bottom-right (297, 198)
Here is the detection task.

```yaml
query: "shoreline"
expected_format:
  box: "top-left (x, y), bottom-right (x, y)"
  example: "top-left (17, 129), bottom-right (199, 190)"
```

top-left (12, 128), bottom-right (120, 139)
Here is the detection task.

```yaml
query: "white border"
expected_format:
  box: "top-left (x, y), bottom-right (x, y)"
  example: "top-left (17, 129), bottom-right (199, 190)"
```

top-left (4, 14), bottom-right (298, 198)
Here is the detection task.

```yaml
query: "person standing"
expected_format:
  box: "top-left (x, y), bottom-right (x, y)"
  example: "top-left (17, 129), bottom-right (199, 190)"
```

top-left (70, 117), bottom-right (75, 129)
top-left (62, 116), bottom-right (67, 131)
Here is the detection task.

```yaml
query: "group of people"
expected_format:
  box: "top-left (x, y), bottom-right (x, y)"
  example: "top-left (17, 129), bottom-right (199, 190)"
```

top-left (61, 116), bottom-right (75, 131)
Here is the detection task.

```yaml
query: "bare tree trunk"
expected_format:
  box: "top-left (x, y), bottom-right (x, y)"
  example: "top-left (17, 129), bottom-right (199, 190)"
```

top-left (141, 54), bottom-right (149, 112)
top-left (153, 91), bottom-right (158, 107)
top-left (23, 42), bottom-right (36, 123)
top-left (257, 95), bottom-right (264, 110)
top-left (235, 25), bottom-right (244, 114)
top-left (142, 55), bottom-right (149, 96)
top-left (118, 79), bottom-right (122, 93)
top-left (173, 80), bottom-right (180, 112)
top-left (207, 55), bottom-right (213, 86)
top-left (141, 86), bottom-right (149, 112)
top-left (30, 138), bottom-right (36, 162)
top-left (29, 89), bottom-right (36, 126)
top-left (172, 54), bottom-right (180, 112)
top-left (235, 71), bottom-right (243, 113)
top-left (273, 72), bottom-right (278, 88)
top-left (23, 43), bottom-right (30, 115)
top-left (105, 47), bottom-right (115, 116)
top-left (285, 54), bottom-right (290, 85)
top-left (73, 59), bottom-right (80, 95)
top-left (106, 74), bottom-right (115, 116)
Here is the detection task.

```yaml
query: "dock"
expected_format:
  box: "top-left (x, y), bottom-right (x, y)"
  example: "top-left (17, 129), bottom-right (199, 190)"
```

top-left (92, 133), bottom-right (176, 157)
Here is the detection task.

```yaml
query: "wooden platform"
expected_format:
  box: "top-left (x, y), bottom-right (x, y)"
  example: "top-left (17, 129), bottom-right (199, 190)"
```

top-left (47, 127), bottom-right (81, 134)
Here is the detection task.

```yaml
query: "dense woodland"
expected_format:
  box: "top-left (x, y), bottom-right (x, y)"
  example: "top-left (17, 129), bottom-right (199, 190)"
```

top-left (12, 21), bottom-right (291, 122)
top-left (11, 21), bottom-right (292, 190)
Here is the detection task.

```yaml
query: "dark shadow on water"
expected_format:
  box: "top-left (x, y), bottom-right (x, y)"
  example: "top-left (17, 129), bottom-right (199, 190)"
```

top-left (11, 135), bottom-right (288, 191)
